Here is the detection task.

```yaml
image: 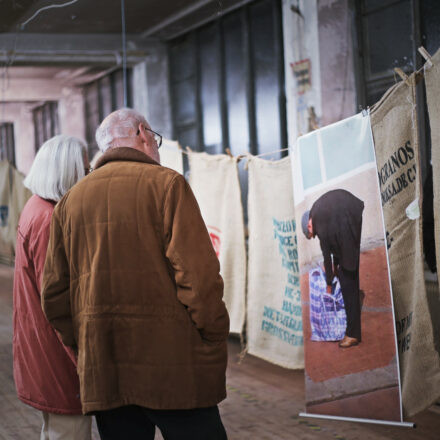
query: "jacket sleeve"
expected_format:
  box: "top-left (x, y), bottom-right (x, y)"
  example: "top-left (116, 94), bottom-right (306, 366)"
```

top-left (30, 212), bottom-right (52, 294)
top-left (41, 209), bottom-right (76, 348)
top-left (320, 239), bottom-right (334, 286)
top-left (163, 174), bottom-right (230, 343)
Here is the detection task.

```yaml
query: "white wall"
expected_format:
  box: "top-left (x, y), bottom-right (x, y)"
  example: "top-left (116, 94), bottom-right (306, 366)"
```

top-left (1, 73), bottom-right (86, 174)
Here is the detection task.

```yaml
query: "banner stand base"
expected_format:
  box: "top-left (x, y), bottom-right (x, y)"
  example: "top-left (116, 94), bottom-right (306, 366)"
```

top-left (298, 412), bottom-right (415, 428)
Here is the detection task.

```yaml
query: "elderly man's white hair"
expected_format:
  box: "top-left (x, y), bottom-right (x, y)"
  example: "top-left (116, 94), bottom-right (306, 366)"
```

top-left (24, 135), bottom-right (87, 202)
top-left (95, 108), bottom-right (148, 152)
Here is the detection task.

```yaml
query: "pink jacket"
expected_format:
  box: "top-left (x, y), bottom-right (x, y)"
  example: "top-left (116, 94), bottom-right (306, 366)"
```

top-left (13, 195), bottom-right (82, 414)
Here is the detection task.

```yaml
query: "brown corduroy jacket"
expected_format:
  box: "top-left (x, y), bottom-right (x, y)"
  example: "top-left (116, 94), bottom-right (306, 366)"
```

top-left (41, 147), bottom-right (229, 414)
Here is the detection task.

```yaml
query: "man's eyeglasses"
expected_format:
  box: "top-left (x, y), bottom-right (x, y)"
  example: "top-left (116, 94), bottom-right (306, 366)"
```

top-left (137, 126), bottom-right (163, 148)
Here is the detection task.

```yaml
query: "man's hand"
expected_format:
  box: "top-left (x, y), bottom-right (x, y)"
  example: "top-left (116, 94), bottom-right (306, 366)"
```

top-left (326, 285), bottom-right (332, 294)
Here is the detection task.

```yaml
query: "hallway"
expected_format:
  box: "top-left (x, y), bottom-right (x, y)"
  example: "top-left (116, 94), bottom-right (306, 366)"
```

top-left (0, 264), bottom-right (439, 439)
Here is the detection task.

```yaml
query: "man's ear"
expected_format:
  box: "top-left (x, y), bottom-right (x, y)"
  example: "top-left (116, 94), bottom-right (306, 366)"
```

top-left (138, 123), bottom-right (148, 143)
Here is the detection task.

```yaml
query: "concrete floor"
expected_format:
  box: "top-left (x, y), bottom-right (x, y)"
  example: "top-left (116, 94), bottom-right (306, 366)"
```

top-left (1, 264), bottom-right (439, 439)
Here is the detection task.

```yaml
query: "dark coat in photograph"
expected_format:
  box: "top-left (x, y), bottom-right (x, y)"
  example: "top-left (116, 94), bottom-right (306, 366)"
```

top-left (310, 189), bottom-right (364, 286)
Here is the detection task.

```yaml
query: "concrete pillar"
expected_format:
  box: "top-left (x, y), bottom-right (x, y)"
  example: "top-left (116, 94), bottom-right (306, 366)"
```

top-left (58, 87), bottom-right (86, 141)
top-left (144, 44), bottom-right (173, 139)
top-left (132, 61), bottom-right (148, 117)
top-left (317, 0), bottom-right (357, 127)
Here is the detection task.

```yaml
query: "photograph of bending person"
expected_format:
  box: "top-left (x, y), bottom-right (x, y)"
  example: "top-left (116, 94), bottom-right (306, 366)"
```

top-left (302, 190), bottom-right (364, 348)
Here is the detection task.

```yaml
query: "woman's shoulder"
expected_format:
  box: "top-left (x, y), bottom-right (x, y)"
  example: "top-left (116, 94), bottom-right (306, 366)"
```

top-left (19, 195), bottom-right (55, 234)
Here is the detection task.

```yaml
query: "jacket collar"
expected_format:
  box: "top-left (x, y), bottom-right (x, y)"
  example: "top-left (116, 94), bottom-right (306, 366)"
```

top-left (94, 147), bottom-right (160, 170)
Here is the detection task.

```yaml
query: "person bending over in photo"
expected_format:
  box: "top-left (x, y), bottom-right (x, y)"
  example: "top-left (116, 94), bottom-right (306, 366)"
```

top-left (302, 189), bottom-right (364, 348)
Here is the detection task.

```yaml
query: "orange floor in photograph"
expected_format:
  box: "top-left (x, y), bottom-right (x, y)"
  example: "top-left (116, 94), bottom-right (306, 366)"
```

top-left (300, 246), bottom-right (397, 382)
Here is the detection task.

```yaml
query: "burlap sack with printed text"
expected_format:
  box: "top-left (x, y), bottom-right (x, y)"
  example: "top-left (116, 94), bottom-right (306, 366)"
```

top-left (371, 73), bottom-right (440, 416)
top-left (0, 161), bottom-right (31, 265)
top-left (424, 49), bottom-right (440, 289)
top-left (247, 156), bottom-right (303, 369)
top-left (188, 152), bottom-right (246, 334)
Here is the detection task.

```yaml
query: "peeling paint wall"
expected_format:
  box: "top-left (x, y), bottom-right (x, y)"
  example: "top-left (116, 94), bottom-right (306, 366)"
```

top-left (283, 0), bottom-right (322, 144)
top-left (283, 0), bottom-right (357, 145)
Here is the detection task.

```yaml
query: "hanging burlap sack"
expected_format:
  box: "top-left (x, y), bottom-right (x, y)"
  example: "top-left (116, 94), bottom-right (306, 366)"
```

top-left (247, 156), bottom-right (303, 369)
top-left (370, 73), bottom-right (440, 416)
top-left (11, 166), bottom-right (32, 241)
top-left (0, 161), bottom-right (14, 264)
top-left (160, 139), bottom-right (183, 175)
top-left (188, 152), bottom-right (246, 334)
top-left (0, 162), bottom-right (31, 265)
top-left (424, 48), bottom-right (440, 287)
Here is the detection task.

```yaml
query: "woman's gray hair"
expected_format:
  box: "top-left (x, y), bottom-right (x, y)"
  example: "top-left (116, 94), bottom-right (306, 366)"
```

top-left (95, 108), bottom-right (147, 152)
top-left (24, 135), bottom-right (87, 202)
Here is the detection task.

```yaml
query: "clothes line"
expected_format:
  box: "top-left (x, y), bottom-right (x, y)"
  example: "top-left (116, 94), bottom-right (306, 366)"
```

top-left (178, 145), bottom-right (291, 161)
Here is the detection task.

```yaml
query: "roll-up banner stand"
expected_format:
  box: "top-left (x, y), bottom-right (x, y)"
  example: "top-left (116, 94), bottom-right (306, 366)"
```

top-left (291, 112), bottom-right (412, 427)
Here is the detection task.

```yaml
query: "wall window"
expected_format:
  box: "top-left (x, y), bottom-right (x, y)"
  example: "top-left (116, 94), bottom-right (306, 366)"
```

top-left (355, 0), bottom-right (440, 181)
top-left (84, 68), bottom-right (133, 158)
top-left (355, 0), bottom-right (440, 271)
top-left (356, 0), bottom-right (416, 106)
top-left (0, 123), bottom-right (16, 167)
top-left (33, 102), bottom-right (60, 151)
top-left (298, 116), bottom-right (375, 192)
top-left (168, 0), bottom-right (287, 158)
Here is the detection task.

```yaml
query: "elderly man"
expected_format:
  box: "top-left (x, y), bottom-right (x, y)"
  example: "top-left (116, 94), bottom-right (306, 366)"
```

top-left (302, 189), bottom-right (364, 348)
top-left (41, 108), bottom-right (229, 440)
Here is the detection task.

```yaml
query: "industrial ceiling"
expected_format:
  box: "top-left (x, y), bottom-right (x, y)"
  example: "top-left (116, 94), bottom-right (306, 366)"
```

top-left (1, 0), bottom-right (251, 40)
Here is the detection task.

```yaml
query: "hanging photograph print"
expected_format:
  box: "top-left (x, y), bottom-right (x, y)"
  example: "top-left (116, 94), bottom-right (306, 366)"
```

top-left (291, 112), bottom-right (402, 423)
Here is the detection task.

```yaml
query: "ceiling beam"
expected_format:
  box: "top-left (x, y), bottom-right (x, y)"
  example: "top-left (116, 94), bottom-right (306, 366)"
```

top-left (140, 0), bottom-right (214, 38)
top-left (0, 33), bottom-right (155, 65)
top-left (143, 0), bottom-right (257, 41)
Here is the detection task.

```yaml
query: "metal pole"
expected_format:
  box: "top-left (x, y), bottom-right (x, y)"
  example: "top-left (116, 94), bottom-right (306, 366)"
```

top-left (121, 0), bottom-right (128, 107)
top-left (299, 412), bottom-right (415, 428)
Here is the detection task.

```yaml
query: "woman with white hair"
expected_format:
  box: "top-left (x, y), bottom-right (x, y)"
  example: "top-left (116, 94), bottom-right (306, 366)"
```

top-left (13, 135), bottom-right (92, 439)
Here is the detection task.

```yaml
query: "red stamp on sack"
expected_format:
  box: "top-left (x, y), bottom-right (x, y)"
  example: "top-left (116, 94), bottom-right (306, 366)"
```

top-left (207, 225), bottom-right (221, 258)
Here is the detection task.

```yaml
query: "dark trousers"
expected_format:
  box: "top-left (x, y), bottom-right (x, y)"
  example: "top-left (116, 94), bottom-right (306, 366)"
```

top-left (95, 405), bottom-right (227, 440)
top-left (338, 267), bottom-right (361, 341)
